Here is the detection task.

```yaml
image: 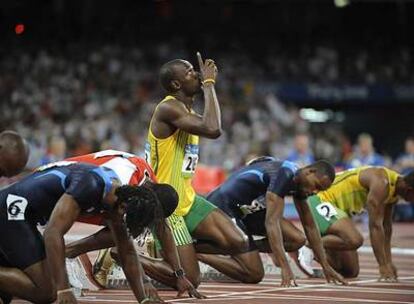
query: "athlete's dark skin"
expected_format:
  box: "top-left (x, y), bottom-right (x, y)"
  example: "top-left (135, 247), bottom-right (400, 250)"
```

top-left (0, 130), bottom-right (28, 177)
top-left (143, 53), bottom-right (250, 290)
top-left (0, 180), bottom-right (162, 304)
top-left (315, 167), bottom-right (414, 281)
top-left (198, 166), bottom-right (348, 287)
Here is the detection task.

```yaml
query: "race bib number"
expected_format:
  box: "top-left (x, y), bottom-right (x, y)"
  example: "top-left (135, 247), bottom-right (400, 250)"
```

top-left (37, 161), bottom-right (76, 172)
top-left (240, 199), bottom-right (266, 216)
top-left (7, 194), bottom-right (28, 221)
top-left (181, 144), bottom-right (199, 177)
top-left (316, 202), bottom-right (338, 221)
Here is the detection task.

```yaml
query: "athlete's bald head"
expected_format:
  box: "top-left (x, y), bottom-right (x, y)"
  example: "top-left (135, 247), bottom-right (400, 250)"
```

top-left (159, 59), bottom-right (188, 92)
top-left (0, 131), bottom-right (29, 177)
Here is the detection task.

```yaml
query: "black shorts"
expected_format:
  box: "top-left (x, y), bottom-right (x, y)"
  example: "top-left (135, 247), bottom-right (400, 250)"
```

top-left (207, 190), bottom-right (266, 251)
top-left (0, 192), bottom-right (45, 270)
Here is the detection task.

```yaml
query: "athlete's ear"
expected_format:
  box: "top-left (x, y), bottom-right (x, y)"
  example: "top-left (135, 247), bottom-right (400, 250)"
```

top-left (306, 167), bottom-right (317, 175)
top-left (170, 80), bottom-right (181, 91)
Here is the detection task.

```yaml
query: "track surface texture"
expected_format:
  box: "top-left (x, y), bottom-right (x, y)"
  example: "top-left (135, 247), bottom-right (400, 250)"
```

top-left (13, 222), bottom-right (414, 304)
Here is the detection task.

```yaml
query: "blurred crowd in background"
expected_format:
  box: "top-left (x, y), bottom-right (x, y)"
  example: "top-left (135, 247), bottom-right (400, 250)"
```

top-left (1, 0), bottom-right (413, 220)
top-left (0, 45), bottom-right (412, 172)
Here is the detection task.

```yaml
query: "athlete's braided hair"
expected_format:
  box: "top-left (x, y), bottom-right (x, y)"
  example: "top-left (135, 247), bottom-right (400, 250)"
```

top-left (115, 185), bottom-right (164, 237)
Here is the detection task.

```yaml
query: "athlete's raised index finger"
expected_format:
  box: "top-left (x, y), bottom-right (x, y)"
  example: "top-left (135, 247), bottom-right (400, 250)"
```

top-left (196, 52), bottom-right (204, 71)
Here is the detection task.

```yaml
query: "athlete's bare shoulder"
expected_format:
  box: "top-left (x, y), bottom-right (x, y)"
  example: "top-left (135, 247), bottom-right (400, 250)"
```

top-left (360, 167), bottom-right (388, 188)
top-left (151, 99), bottom-right (186, 138)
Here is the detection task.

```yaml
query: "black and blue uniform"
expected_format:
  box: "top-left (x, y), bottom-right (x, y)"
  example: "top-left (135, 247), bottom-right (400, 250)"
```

top-left (207, 158), bottom-right (299, 248)
top-left (0, 162), bottom-right (119, 270)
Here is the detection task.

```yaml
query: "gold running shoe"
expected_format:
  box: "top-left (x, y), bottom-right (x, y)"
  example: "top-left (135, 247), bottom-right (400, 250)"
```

top-left (93, 248), bottom-right (115, 287)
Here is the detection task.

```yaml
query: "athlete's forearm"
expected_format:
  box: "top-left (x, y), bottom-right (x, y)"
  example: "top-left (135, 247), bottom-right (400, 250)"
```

top-left (294, 198), bottom-right (329, 267)
top-left (156, 222), bottom-right (182, 272)
top-left (107, 217), bottom-right (147, 302)
top-left (369, 220), bottom-right (387, 267)
top-left (383, 204), bottom-right (394, 264)
top-left (119, 242), bottom-right (147, 302)
top-left (66, 227), bottom-right (114, 258)
top-left (384, 217), bottom-right (393, 264)
top-left (266, 218), bottom-right (290, 270)
top-left (44, 227), bottom-right (71, 290)
top-left (202, 83), bottom-right (222, 138)
top-left (303, 224), bottom-right (329, 268)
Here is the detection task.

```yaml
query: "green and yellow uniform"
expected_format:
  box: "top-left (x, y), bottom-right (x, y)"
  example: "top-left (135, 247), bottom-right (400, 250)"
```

top-left (146, 95), bottom-right (216, 248)
top-left (308, 166), bottom-right (400, 235)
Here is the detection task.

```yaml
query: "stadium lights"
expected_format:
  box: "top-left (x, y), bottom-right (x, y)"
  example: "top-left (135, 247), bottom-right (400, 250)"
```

top-left (334, 0), bottom-right (350, 8)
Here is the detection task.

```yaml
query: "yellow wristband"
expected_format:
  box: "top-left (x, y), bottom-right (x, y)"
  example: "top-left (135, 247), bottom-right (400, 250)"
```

top-left (57, 288), bottom-right (73, 295)
top-left (140, 298), bottom-right (151, 304)
top-left (202, 78), bottom-right (215, 85)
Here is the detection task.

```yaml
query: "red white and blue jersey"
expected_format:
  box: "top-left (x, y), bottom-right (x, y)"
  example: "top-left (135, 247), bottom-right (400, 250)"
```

top-left (66, 150), bottom-right (156, 225)
top-left (0, 162), bottom-right (118, 225)
top-left (66, 150), bottom-right (157, 185)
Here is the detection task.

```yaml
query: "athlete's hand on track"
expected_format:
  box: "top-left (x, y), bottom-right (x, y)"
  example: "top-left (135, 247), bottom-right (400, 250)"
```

top-left (280, 267), bottom-right (297, 287)
top-left (176, 276), bottom-right (206, 299)
top-left (322, 264), bottom-right (348, 285)
top-left (144, 282), bottom-right (165, 303)
top-left (197, 52), bottom-right (218, 83)
top-left (378, 263), bottom-right (398, 282)
top-left (57, 290), bottom-right (78, 304)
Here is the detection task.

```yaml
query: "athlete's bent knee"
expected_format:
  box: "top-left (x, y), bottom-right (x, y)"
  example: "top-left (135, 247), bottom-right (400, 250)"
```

top-left (346, 234), bottom-right (363, 250)
top-left (292, 234), bottom-right (306, 251)
top-left (342, 266), bottom-right (359, 278)
top-left (241, 268), bottom-right (264, 284)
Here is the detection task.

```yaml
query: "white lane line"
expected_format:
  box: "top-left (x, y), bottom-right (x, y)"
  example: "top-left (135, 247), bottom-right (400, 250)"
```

top-left (166, 294), bottom-right (414, 304)
top-left (228, 294), bottom-right (414, 304)
top-left (166, 276), bottom-right (414, 302)
top-left (288, 287), bottom-right (414, 295)
top-left (359, 246), bottom-right (414, 256)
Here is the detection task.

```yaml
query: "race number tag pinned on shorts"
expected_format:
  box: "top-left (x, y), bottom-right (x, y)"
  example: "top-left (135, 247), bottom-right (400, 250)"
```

top-left (6, 194), bottom-right (28, 221)
top-left (240, 199), bottom-right (266, 216)
top-left (316, 202), bottom-right (338, 221)
top-left (181, 144), bottom-right (199, 177)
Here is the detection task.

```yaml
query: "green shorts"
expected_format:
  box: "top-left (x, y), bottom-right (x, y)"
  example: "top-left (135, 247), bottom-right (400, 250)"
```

top-left (307, 195), bottom-right (348, 235)
top-left (154, 195), bottom-right (217, 250)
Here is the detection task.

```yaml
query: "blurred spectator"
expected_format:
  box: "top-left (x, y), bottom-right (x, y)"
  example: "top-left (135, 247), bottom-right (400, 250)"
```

top-left (286, 133), bottom-right (315, 168)
top-left (346, 133), bottom-right (385, 169)
top-left (0, 43), bottom-right (410, 176)
top-left (394, 137), bottom-right (414, 222)
top-left (39, 136), bottom-right (67, 165)
top-left (394, 137), bottom-right (414, 174)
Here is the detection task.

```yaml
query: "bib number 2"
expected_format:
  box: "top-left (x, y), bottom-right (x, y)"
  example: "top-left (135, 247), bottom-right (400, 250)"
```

top-left (316, 202), bottom-right (338, 221)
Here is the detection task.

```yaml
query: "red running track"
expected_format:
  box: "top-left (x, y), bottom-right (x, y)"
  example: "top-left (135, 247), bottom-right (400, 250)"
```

top-left (12, 223), bottom-right (414, 304)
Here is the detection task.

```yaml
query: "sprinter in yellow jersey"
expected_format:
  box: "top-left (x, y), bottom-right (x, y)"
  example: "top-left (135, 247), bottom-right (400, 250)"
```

top-left (143, 53), bottom-right (249, 291)
top-left (302, 167), bottom-right (414, 281)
